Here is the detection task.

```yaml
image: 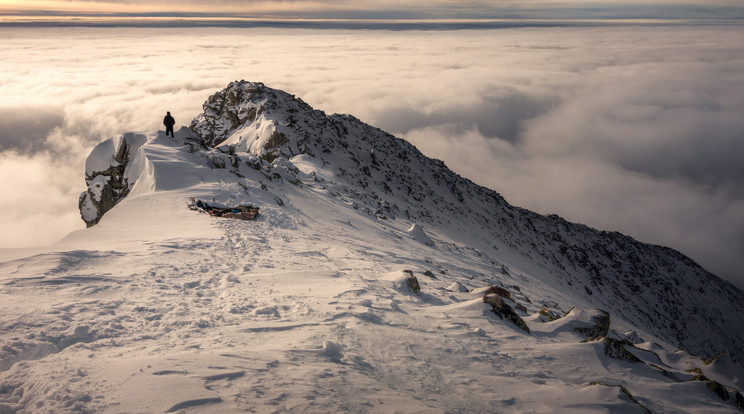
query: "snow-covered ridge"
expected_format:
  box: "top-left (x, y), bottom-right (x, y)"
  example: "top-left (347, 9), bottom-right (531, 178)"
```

top-left (81, 81), bottom-right (744, 362)
top-left (39, 80), bottom-right (744, 412)
top-left (187, 80), bottom-right (744, 361)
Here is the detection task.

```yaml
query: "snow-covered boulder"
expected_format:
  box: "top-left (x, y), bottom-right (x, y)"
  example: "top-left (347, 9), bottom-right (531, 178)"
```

top-left (483, 293), bottom-right (530, 333)
top-left (446, 282), bottom-right (469, 293)
top-left (385, 269), bottom-right (421, 294)
top-left (406, 223), bottom-right (434, 246)
top-left (79, 132), bottom-right (147, 227)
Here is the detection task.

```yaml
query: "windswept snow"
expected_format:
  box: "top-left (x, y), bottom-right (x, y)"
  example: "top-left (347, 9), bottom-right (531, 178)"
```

top-left (2, 81), bottom-right (743, 413)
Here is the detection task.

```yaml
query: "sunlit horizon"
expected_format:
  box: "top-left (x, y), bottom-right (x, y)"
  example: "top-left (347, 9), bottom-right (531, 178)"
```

top-left (2, 0), bottom-right (744, 23)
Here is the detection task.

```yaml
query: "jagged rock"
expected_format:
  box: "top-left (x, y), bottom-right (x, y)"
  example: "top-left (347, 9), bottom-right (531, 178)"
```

top-left (190, 80), bottom-right (310, 161)
top-left (588, 382), bottom-right (652, 414)
top-left (622, 330), bottom-right (644, 344)
top-left (574, 309), bottom-right (610, 339)
top-left (385, 270), bottom-right (420, 294)
top-left (402, 270), bottom-right (421, 294)
top-left (190, 81), bottom-right (266, 147)
top-left (406, 224), bottom-right (434, 246)
top-left (79, 133), bottom-right (147, 227)
top-left (446, 282), bottom-right (469, 292)
top-left (603, 337), bottom-right (642, 362)
top-left (704, 349), bottom-right (726, 365)
top-left (538, 307), bottom-right (562, 322)
top-left (733, 391), bottom-right (744, 411)
top-left (689, 374), bottom-right (730, 401)
top-left (483, 294), bottom-right (530, 333)
top-left (484, 285), bottom-right (512, 300)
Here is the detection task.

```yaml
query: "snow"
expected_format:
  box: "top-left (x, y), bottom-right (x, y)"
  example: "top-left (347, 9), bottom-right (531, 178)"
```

top-left (2, 82), bottom-right (743, 413)
top-left (406, 223), bottom-right (434, 246)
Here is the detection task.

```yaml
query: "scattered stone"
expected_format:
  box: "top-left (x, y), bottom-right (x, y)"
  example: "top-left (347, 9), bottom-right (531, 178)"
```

top-left (573, 309), bottom-right (610, 339)
top-left (399, 270), bottom-right (421, 294)
top-left (690, 374), bottom-right (730, 401)
top-left (483, 294), bottom-right (530, 333)
top-left (445, 282), bottom-right (469, 293)
top-left (603, 337), bottom-right (642, 362)
top-left (484, 285), bottom-right (511, 300)
top-left (538, 307), bottom-right (561, 322)
top-left (406, 224), bottom-right (434, 246)
top-left (589, 382), bottom-right (652, 414)
top-left (622, 330), bottom-right (644, 344)
top-left (704, 349), bottom-right (726, 366)
top-left (733, 391), bottom-right (744, 411)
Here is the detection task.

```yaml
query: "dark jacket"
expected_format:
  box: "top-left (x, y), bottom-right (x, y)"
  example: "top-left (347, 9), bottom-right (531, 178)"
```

top-left (163, 114), bottom-right (175, 127)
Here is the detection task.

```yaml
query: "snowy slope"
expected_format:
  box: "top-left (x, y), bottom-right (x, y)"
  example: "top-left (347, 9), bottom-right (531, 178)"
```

top-left (1, 81), bottom-right (743, 413)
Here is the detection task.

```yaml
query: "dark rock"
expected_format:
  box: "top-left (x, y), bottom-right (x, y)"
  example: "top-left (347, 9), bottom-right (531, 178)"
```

top-left (733, 391), bottom-right (744, 411)
top-left (603, 337), bottom-right (642, 362)
top-left (483, 294), bottom-right (530, 333)
top-left (484, 285), bottom-right (511, 300)
top-left (402, 270), bottom-right (420, 294)
top-left (690, 375), bottom-right (730, 401)
top-left (574, 309), bottom-right (610, 339)
top-left (589, 382), bottom-right (652, 414)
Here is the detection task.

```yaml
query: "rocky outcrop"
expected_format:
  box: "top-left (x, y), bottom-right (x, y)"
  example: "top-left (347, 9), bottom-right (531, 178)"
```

top-left (190, 80), bottom-right (313, 161)
top-left (79, 133), bottom-right (147, 227)
top-left (189, 81), bottom-right (265, 147)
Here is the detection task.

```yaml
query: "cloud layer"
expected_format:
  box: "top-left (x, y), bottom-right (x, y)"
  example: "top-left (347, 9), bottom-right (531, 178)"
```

top-left (3, 0), bottom-right (744, 20)
top-left (0, 25), bottom-right (742, 288)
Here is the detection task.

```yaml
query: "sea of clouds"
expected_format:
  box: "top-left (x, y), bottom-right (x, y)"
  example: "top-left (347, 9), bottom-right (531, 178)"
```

top-left (1, 25), bottom-right (742, 287)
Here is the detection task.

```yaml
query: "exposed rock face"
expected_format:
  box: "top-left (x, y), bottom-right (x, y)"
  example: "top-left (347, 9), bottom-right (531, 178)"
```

top-left (79, 133), bottom-right (147, 227)
top-left (189, 81), bottom-right (264, 147)
top-left (190, 80), bottom-right (313, 161)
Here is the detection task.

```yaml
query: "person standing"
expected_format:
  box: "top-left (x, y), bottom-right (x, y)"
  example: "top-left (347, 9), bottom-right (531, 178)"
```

top-left (163, 111), bottom-right (175, 137)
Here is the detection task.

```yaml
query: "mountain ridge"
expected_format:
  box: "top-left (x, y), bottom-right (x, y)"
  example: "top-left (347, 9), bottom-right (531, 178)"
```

top-left (27, 79), bottom-right (740, 412)
top-left (177, 80), bottom-right (744, 360)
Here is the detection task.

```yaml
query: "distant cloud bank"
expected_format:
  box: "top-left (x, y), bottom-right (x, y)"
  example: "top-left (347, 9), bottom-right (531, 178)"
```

top-left (0, 25), bottom-right (742, 289)
top-left (2, 0), bottom-right (744, 24)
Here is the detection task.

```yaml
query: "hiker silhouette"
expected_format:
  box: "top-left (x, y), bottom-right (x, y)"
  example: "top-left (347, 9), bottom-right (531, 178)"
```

top-left (163, 111), bottom-right (175, 137)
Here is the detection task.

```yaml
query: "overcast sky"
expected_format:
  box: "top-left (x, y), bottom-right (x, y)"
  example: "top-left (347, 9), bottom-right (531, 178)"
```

top-left (0, 19), bottom-right (742, 289)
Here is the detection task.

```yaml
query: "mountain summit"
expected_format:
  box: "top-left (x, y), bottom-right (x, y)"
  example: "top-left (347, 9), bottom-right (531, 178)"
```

top-left (3, 81), bottom-right (742, 412)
